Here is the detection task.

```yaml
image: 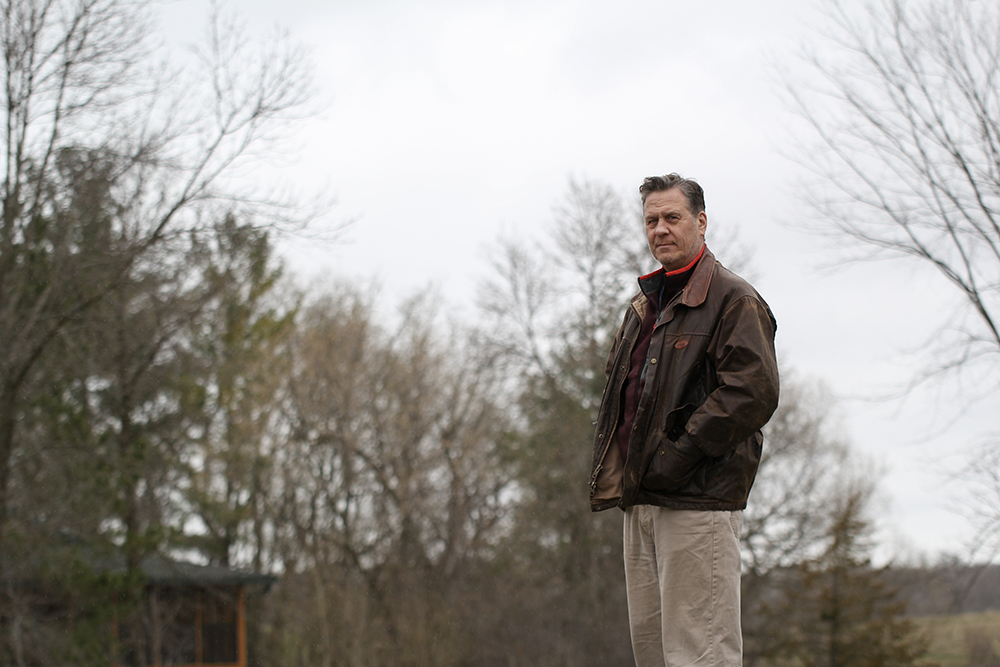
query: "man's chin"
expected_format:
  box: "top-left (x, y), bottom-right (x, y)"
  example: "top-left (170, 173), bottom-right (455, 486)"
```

top-left (656, 255), bottom-right (683, 271)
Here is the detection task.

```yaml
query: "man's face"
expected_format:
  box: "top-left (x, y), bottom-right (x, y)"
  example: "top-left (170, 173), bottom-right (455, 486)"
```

top-left (644, 187), bottom-right (707, 272)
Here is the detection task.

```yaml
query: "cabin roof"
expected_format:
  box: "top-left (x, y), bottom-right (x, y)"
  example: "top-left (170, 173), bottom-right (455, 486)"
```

top-left (136, 555), bottom-right (277, 588)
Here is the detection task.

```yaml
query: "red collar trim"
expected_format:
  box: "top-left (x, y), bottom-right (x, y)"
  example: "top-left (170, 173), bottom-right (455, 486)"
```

top-left (638, 244), bottom-right (706, 280)
top-left (664, 244), bottom-right (705, 276)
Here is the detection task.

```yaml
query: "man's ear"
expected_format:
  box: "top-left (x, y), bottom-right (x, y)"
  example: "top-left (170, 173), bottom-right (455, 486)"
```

top-left (697, 211), bottom-right (708, 235)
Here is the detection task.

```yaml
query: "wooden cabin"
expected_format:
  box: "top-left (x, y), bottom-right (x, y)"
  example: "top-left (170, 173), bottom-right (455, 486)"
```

top-left (114, 556), bottom-right (275, 667)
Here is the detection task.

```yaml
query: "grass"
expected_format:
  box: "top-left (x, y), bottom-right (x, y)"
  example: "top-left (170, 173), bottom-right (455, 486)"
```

top-left (915, 610), bottom-right (1000, 667)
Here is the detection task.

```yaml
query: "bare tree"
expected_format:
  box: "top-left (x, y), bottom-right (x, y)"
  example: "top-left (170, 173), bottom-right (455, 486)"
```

top-left (259, 284), bottom-right (513, 667)
top-left (785, 0), bottom-right (1000, 377)
top-left (744, 373), bottom-right (870, 577)
top-left (783, 0), bottom-right (1000, 560)
top-left (478, 178), bottom-right (647, 376)
top-left (475, 179), bottom-right (642, 664)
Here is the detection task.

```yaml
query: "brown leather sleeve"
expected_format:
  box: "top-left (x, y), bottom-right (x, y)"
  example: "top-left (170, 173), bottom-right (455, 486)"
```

top-left (684, 295), bottom-right (779, 458)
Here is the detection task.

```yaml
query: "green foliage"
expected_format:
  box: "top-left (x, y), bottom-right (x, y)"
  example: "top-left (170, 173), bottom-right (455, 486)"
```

top-left (179, 215), bottom-right (295, 568)
top-left (2, 203), bottom-right (288, 662)
top-left (0, 0), bottom-right (310, 662)
top-left (0, 520), bottom-right (148, 666)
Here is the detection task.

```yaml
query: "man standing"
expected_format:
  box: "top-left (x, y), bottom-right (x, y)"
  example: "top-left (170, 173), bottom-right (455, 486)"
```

top-left (589, 174), bottom-right (779, 666)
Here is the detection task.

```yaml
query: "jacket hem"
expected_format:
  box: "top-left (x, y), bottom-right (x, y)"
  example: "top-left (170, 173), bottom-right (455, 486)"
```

top-left (626, 496), bottom-right (748, 512)
top-left (590, 499), bottom-right (621, 512)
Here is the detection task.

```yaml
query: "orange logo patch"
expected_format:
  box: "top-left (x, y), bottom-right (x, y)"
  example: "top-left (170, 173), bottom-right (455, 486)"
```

top-left (675, 339), bottom-right (689, 349)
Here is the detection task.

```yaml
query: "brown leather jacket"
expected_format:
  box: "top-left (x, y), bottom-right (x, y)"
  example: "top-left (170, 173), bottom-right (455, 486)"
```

top-left (589, 247), bottom-right (779, 512)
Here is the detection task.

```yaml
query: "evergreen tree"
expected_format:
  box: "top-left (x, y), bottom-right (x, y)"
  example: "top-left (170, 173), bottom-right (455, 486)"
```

top-left (764, 492), bottom-right (930, 667)
top-left (179, 216), bottom-right (295, 570)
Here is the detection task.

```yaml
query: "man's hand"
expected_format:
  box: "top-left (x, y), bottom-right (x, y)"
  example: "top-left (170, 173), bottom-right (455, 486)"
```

top-left (644, 433), bottom-right (705, 492)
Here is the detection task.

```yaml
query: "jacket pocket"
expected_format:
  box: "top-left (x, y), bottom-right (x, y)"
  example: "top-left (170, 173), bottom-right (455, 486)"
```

top-left (643, 432), bottom-right (705, 493)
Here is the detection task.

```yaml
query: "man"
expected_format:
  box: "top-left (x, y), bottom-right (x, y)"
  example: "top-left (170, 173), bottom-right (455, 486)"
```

top-left (589, 174), bottom-right (779, 666)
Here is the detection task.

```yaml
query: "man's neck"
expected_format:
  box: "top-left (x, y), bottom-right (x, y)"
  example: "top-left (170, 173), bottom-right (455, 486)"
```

top-left (661, 244), bottom-right (705, 277)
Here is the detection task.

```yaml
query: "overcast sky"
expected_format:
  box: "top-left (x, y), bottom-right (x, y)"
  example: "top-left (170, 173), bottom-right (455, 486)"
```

top-left (161, 0), bottom-right (994, 562)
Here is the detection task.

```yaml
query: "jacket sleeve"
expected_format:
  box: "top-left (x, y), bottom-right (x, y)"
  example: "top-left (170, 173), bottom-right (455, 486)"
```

top-left (684, 295), bottom-right (779, 458)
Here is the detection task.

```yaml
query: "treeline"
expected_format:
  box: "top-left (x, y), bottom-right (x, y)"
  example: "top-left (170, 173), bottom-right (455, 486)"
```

top-left (3, 167), bottom-right (942, 666)
top-left (890, 564), bottom-right (1000, 616)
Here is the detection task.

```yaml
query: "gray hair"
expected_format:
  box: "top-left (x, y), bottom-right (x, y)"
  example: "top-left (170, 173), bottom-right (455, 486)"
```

top-left (639, 173), bottom-right (705, 215)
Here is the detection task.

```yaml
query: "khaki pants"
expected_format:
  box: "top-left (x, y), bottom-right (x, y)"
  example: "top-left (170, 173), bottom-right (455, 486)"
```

top-left (623, 506), bottom-right (744, 667)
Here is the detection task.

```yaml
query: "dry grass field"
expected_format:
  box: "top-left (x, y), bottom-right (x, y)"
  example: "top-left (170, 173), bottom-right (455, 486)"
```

top-left (916, 611), bottom-right (1000, 667)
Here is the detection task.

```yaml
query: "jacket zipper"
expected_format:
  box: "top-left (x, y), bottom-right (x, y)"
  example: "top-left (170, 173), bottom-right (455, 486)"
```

top-left (589, 464), bottom-right (602, 495)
